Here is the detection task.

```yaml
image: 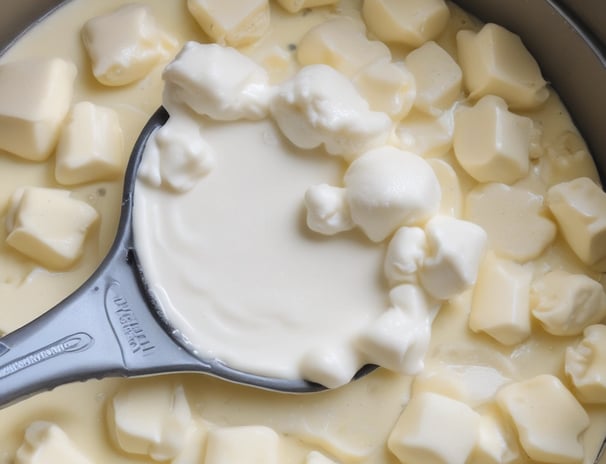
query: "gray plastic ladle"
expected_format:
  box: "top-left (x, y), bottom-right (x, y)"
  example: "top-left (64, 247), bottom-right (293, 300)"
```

top-left (0, 107), bottom-right (375, 408)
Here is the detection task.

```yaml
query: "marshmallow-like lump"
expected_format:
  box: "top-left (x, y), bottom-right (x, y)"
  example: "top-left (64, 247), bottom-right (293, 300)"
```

top-left (82, 4), bottom-right (177, 86)
top-left (299, 344), bottom-right (362, 389)
top-left (163, 42), bottom-right (272, 121)
top-left (530, 270), bottom-right (606, 336)
top-left (565, 324), bottom-right (606, 404)
top-left (304, 184), bottom-right (355, 236)
top-left (5, 187), bottom-right (98, 270)
top-left (15, 422), bottom-right (93, 464)
top-left (297, 17), bottom-right (391, 77)
top-left (204, 426), bottom-right (280, 464)
top-left (469, 251), bottom-right (532, 345)
top-left (465, 183), bottom-right (556, 262)
top-left (453, 95), bottom-right (532, 184)
top-left (344, 146), bottom-right (441, 242)
top-left (0, 57), bottom-right (76, 161)
top-left (388, 392), bottom-right (481, 464)
top-left (548, 177), bottom-right (606, 271)
top-left (457, 23), bottom-right (549, 110)
top-left (496, 375), bottom-right (589, 464)
top-left (55, 102), bottom-right (124, 185)
top-left (108, 382), bottom-right (192, 460)
top-left (276, 0), bottom-right (339, 13)
top-left (271, 64), bottom-right (392, 158)
top-left (384, 227), bottom-right (427, 283)
top-left (419, 215), bottom-right (487, 301)
top-left (405, 41), bottom-right (462, 116)
top-left (362, 0), bottom-right (450, 47)
top-left (187, 0), bottom-right (269, 47)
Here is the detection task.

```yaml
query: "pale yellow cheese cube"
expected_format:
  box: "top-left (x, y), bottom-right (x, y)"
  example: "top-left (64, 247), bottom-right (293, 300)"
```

top-left (276, 0), bottom-right (338, 13)
top-left (470, 413), bottom-right (521, 464)
top-left (453, 95), bottom-right (532, 184)
top-left (204, 426), bottom-right (280, 464)
top-left (297, 17), bottom-right (391, 77)
top-left (547, 177), bottom-right (606, 271)
top-left (82, 4), bottom-right (177, 86)
top-left (405, 41), bottom-right (462, 116)
top-left (388, 392), bottom-right (481, 464)
top-left (187, 0), bottom-right (270, 47)
top-left (496, 375), bottom-right (589, 464)
top-left (353, 60), bottom-right (416, 120)
top-left (469, 252), bottom-right (532, 345)
top-left (427, 158), bottom-right (462, 217)
top-left (362, 0), bottom-right (449, 47)
top-left (5, 187), bottom-right (98, 270)
top-left (457, 23), bottom-right (548, 110)
top-left (0, 58), bottom-right (76, 161)
top-left (397, 110), bottom-right (454, 158)
top-left (16, 422), bottom-right (93, 464)
top-left (55, 102), bottom-right (124, 185)
top-left (531, 270), bottom-right (606, 336)
top-left (108, 382), bottom-right (192, 460)
top-left (300, 344), bottom-right (362, 388)
top-left (565, 324), bottom-right (606, 404)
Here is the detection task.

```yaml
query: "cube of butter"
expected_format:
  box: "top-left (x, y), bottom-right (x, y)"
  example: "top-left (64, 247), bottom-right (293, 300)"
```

top-left (565, 324), bottom-right (606, 404)
top-left (548, 177), bottom-right (606, 271)
top-left (276, 0), bottom-right (338, 13)
top-left (297, 17), bottom-right (391, 77)
top-left (362, 0), bottom-right (450, 47)
top-left (188, 0), bottom-right (270, 47)
top-left (405, 41), bottom-right (462, 116)
top-left (454, 95), bottom-right (532, 184)
top-left (55, 102), bottom-right (124, 185)
top-left (16, 421), bottom-right (93, 464)
top-left (457, 23), bottom-right (548, 110)
top-left (388, 392), bottom-right (481, 464)
top-left (496, 375), bottom-right (589, 464)
top-left (108, 381), bottom-right (192, 460)
top-left (82, 4), bottom-right (177, 86)
top-left (0, 58), bottom-right (76, 161)
top-left (5, 187), bottom-right (98, 270)
top-left (204, 426), bottom-right (280, 464)
top-left (469, 251), bottom-right (532, 345)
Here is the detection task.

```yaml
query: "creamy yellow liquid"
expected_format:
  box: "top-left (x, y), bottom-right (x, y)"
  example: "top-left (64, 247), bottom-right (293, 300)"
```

top-left (0, 1), bottom-right (604, 463)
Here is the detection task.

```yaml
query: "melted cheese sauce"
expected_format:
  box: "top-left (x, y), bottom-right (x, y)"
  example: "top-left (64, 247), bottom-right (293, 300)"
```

top-left (0, 0), bottom-right (605, 463)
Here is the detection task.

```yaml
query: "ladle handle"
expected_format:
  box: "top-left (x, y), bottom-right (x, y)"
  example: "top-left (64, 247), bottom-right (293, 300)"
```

top-left (0, 246), bottom-right (204, 408)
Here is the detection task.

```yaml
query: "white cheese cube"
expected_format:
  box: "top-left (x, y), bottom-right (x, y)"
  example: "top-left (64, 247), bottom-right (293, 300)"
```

top-left (108, 382), bottom-right (192, 460)
top-left (384, 227), bottom-right (427, 284)
top-left (163, 42), bottom-right (272, 121)
top-left (16, 422), bottom-right (93, 464)
top-left (388, 392), bottom-right (481, 464)
top-left (397, 109), bottom-right (454, 159)
top-left (344, 147), bottom-right (441, 242)
top-left (5, 187), bottom-right (98, 270)
top-left (565, 324), bottom-right (606, 404)
top-left (297, 18), bottom-right (391, 77)
top-left (496, 375), bottom-right (589, 464)
top-left (465, 183), bottom-right (556, 262)
top-left (362, 0), bottom-right (450, 47)
top-left (419, 216), bottom-right (487, 301)
top-left (271, 64), bottom-right (392, 158)
top-left (276, 0), bottom-right (338, 13)
top-left (457, 23), bottom-right (548, 110)
top-left (187, 0), bottom-right (269, 47)
top-left (547, 177), bottom-right (606, 271)
top-left (306, 450), bottom-right (339, 464)
top-left (469, 252), bottom-right (532, 345)
top-left (353, 60), bottom-right (416, 120)
top-left (204, 426), bottom-right (280, 464)
top-left (530, 270), bottom-right (606, 336)
top-left (453, 95), bottom-right (532, 184)
top-left (357, 284), bottom-right (438, 373)
top-left (82, 4), bottom-right (177, 86)
top-left (471, 413), bottom-right (521, 464)
top-left (300, 344), bottom-right (361, 388)
top-left (405, 41), bottom-right (462, 116)
top-left (304, 184), bottom-right (355, 236)
top-left (55, 102), bottom-right (124, 185)
top-left (0, 58), bottom-right (76, 161)
top-left (427, 158), bottom-right (462, 217)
